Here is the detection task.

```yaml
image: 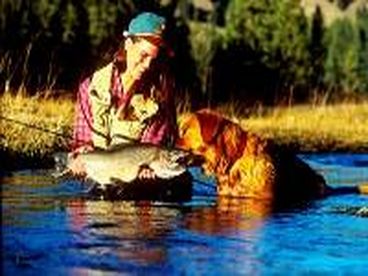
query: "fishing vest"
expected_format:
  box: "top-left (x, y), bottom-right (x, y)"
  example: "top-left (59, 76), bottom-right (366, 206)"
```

top-left (89, 62), bottom-right (159, 148)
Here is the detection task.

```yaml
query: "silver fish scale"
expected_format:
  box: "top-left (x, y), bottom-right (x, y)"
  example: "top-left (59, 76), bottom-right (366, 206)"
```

top-left (77, 144), bottom-right (188, 186)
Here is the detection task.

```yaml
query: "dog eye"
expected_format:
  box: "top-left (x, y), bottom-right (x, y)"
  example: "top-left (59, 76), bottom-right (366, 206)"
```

top-left (179, 125), bottom-right (188, 137)
top-left (198, 145), bottom-right (207, 153)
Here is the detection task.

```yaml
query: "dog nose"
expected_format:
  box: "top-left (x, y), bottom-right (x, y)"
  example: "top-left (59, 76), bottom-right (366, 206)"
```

top-left (189, 154), bottom-right (205, 166)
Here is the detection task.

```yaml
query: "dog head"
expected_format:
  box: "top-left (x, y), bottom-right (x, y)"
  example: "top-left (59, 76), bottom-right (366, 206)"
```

top-left (176, 110), bottom-right (248, 173)
top-left (176, 110), bottom-right (230, 174)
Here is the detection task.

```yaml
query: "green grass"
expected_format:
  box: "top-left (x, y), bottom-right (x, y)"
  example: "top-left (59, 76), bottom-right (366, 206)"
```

top-left (300, 0), bottom-right (367, 25)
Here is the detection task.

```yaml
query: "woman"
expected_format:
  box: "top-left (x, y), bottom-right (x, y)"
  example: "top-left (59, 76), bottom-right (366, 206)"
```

top-left (69, 12), bottom-right (178, 179)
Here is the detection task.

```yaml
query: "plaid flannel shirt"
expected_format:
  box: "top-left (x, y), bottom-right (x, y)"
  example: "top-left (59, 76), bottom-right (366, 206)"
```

top-left (72, 61), bottom-right (176, 151)
top-left (72, 77), bottom-right (93, 150)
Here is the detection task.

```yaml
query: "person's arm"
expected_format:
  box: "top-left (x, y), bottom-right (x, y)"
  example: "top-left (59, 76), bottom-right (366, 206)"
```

top-left (110, 93), bottom-right (159, 145)
top-left (138, 110), bottom-right (177, 180)
top-left (69, 65), bottom-right (113, 176)
top-left (141, 119), bottom-right (169, 145)
top-left (69, 77), bottom-right (94, 176)
top-left (141, 102), bottom-right (178, 147)
top-left (88, 63), bottom-right (114, 149)
top-left (71, 77), bottom-right (94, 152)
top-left (72, 64), bottom-right (113, 152)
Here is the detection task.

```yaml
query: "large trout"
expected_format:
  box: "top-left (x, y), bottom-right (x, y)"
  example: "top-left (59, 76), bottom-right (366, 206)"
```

top-left (63, 143), bottom-right (202, 188)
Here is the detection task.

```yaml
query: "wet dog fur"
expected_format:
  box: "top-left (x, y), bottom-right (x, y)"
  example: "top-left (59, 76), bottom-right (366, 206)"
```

top-left (176, 109), bottom-right (327, 205)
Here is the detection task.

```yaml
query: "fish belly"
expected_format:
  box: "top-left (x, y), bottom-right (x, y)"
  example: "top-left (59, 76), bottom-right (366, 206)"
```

top-left (149, 160), bottom-right (186, 179)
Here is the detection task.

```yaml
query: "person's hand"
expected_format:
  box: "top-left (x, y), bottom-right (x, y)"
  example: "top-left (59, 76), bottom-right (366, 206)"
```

top-left (138, 167), bottom-right (156, 180)
top-left (72, 145), bottom-right (94, 155)
top-left (67, 154), bottom-right (87, 178)
top-left (66, 145), bottom-right (93, 177)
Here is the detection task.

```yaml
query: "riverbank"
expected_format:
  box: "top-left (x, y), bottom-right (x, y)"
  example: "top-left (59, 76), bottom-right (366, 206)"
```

top-left (0, 92), bottom-right (74, 171)
top-left (1, 92), bottom-right (368, 170)
top-left (241, 103), bottom-right (368, 153)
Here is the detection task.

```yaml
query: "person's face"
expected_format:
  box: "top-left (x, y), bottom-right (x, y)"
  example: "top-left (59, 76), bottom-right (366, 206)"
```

top-left (125, 37), bottom-right (160, 80)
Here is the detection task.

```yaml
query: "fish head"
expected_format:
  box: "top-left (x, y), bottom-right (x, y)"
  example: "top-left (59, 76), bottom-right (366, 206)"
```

top-left (164, 147), bottom-right (204, 166)
top-left (150, 148), bottom-right (204, 178)
top-left (53, 152), bottom-right (69, 172)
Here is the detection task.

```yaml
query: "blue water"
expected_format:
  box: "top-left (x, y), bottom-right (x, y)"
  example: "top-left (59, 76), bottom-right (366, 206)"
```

top-left (2, 154), bottom-right (368, 275)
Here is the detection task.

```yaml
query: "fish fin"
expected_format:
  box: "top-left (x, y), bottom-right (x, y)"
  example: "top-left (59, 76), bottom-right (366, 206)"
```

top-left (155, 168), bottom-right (187, 179)
top-left (114, 167), bottom-right (140, 183)
top-left (52, 168), bottom-right (71, 179)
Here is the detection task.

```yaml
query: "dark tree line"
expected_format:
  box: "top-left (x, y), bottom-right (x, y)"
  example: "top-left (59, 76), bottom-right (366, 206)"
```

top-left (194, 0), bottom-right (368, 104)
top-left (1, 0), bottom-right (367, 106)
top-left (0, 0), bottom-right (199, 97)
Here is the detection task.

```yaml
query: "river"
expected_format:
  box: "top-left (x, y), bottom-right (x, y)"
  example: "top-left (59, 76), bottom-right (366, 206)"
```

top-left (2, 153), bottom-right (368, 275)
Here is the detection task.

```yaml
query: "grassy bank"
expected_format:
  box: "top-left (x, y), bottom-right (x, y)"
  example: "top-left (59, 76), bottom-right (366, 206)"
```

top-left (1, 92), bottom-right (368, 170)
top-left (239, 103), bottom-right (368, 152)
top-left (0, 91), bottom-right (74, 170)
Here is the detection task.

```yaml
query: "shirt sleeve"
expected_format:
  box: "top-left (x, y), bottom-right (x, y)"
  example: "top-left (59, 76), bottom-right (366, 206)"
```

top-left (72, 63), bottom-right (114, 151)
top-left (141, 120), bottom-right (169, 145)
top-left (88, 63), bottom-right (114, 149)
top-left (140, 106), bottom-right (178, 146)
top-left (71, 77), bottom-right (93, 151)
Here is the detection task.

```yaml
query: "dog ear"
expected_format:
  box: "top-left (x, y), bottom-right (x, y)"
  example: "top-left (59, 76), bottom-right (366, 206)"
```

top-left (196, 112), bottom-right (223, 144)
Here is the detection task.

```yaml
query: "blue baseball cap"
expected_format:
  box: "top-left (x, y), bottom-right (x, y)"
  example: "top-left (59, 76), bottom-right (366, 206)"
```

top-left (123, 12), bottom-right (166, 38)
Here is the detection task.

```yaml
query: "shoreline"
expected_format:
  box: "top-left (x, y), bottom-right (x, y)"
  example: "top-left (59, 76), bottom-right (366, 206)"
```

top-left (1, 139), bottom-right (367, 173)
top-left (1, 93), bottom-right (368, 172)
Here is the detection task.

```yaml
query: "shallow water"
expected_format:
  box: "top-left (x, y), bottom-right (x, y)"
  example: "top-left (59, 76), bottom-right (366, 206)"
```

top-left (2, 154), bottom-right (368, 275)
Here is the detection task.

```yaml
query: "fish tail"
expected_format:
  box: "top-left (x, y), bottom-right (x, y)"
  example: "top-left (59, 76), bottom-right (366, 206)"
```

top-left (53, 152), bottom-right (69, 171)
top-left (358, 183), bottom-right (368, 194)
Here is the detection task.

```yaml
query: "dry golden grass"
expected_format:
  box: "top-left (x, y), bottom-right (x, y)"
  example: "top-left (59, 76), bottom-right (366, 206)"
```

top-left (1, 91), bottom-right (368, 161)
top-left (238, 103), bottom-right (368, 152)
top-left (0, 90), bottom-right (74, 157)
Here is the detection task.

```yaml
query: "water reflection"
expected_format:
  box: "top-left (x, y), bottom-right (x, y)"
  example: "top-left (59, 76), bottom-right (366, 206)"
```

top-left (2, 171), bottom-right (70, 228)
top-left (184, 197), bottom-right (272, 235)
top-left (67, 199), bottom-right (184, 267)
top-left (67, 199), bottom-right (181, 238)
top-left (2, 153), bottom-right (368, 274)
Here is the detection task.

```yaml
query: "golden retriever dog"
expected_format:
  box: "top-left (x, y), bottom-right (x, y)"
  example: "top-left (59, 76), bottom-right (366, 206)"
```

top-left (176, 109), bottom-right (328, 205)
